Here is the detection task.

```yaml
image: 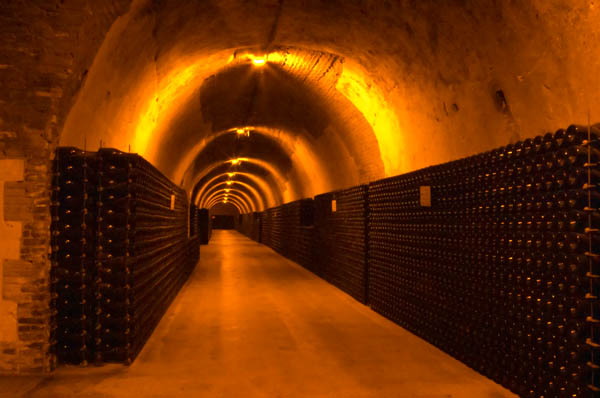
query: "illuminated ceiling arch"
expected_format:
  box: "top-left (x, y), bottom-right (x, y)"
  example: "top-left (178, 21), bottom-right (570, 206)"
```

top-left (199, 180), bottom-right (266, 210)
top-left (191, 163), bottom-right (285, 207)
top-left (207, 192), bottom-right (249, 210)
top-left (190, 158), bottom-right (297, 204)
top-left (207, 194), bottom-right (249, 213)
top-left (61, 38), bottom-right (394, 207)
top-left (183, 129), bottom-right (318, 207)
top-left (183, 126), bottom-right (332, 210)
top-left (207, 196), bottom-right (246, 210)
top-left (201, 184), bottom-right (261, 212)
top-left (204, 189), bottom-right (256, 212)
top-left (193, 172), bottom-right (275, 209)
top-left (51, 0), bottom-right (600, 221)
top-left (177, 126), bottom-right (324, 188)
top-left (208, 199), bottom-right (244, 214)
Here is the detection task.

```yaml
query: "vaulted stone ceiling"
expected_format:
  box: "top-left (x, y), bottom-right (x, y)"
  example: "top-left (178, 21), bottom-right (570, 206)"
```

top-left (54, 0), bottom-right (600, 213)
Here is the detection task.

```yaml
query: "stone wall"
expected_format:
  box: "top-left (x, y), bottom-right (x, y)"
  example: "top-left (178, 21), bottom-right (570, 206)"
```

top-left (0, 0), bottom-right (131, 373)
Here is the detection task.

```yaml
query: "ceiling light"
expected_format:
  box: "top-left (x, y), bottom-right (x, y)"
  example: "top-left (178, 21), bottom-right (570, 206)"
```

top-left (252, 57), bottom-right (266, 66)
top-left (229, 157), bottom-right (248, 165)
top-left (227, 172), bottom-right (235, 178)
top-left (236, 128), bottom-right (250, 137)
top-left (226, 181), bottom-right (233, 185)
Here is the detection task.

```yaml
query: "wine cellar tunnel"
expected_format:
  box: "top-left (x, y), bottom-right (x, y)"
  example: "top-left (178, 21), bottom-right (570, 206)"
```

top-left (1, 1), bottom-right (600, 397)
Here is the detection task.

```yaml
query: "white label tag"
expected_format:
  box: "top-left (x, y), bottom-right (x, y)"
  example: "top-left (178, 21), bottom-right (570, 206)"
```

top-left (420, 186), bottom-right (431, 207)
top-left (331, 199), bottom-right (337, 212)
top-left (170, 194), bottom-right (175, 210)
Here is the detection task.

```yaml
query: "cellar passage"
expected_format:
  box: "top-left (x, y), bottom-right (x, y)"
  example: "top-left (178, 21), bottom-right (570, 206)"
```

top-left (1, 1), bottom-right (600, 397)
top-left (0, 230), bottom-right (515, 398)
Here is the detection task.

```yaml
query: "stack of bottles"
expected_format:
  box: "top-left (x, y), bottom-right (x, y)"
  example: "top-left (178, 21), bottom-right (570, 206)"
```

top-left (237, 212), bottom-right (262, 242)
top-left (50, 148), bottom-right (98, 365)
top-left (252, 212), bottom-right (262, 242)
top-left (189, 205), bottom-right (198, 237)
top-left (261, 206), bottom-right (283, 252)
top-left (236, 213), bottom-right (252, 239)
top-left (94, 148), bottom-right (197, 364)
top-left (313, 192), bottom-right (334, 279)
top-left (198, 208), bottom-right (212, 244)
top-left (368, 125), bottom-right (600, 397)
top-left (314, 186), bottom-right (368, 303)
top-left (279, 199), bottom-right (315, 270)
top-left (50, 146), bottom-right (199, 366)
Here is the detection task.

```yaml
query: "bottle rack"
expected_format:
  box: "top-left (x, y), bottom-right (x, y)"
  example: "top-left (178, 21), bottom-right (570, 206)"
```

top-left (261, 206), bottom-right (283, 252)
top-left (237, 124), bottom-right (600, 396)
top-left (50, 147), bottom-right (199, 366)
top-left (50, 147), bottom-right (98, 366)
top-left (238, 212), bottom-right (262, 242)
top-left (367, 125), bottom-right (600, 397)
top-left (584, 124), bottom-right (600, 396)
top-left (279, 199), bottom-right (315, 271)
top-left (314, 186), bottom-right (368, 304)
top-left (190, 205), bottom-right (198, 237)
top-left (198, 208), bottom-right (212, 244)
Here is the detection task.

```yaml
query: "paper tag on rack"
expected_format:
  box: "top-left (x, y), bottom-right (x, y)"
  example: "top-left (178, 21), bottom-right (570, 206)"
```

top-left (170, 194), bottom-right (175, 210)
top-left (420, 186), bottom-right (431, 207)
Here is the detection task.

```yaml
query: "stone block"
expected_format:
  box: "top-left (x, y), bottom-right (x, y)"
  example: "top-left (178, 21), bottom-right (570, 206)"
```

top-left (3, 182), bottom-right (32, 222)
top-left (0, 159), bottom-right (24, 260)
top-left (2, 260), bottom-right (36, 280)
top-left (0, 300), bottom-right (17, 342)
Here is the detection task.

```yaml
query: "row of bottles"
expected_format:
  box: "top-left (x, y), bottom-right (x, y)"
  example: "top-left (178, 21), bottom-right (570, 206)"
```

top-left (261, 206), bottom-right (284, 252)
top-left (237, 212), bottom-right (261, 243)
top-left (51, 148), bottom-right (98, 365)
top-left (368, 124), bottom-right (600, 397)
top-left (265, 200), bottom-right (315, 271)
top-left (94, 148), bottom-right (198, 364)
top-left (198, 208), bottom-right (212, 244)
top-left (50, 147), bottom-right (200, 366)
top-left (233, 124), bottom-right (600, 396)
top-left (241, 187), bottom-right (368, 305)
top-left (190, 205), bottom-right (198, 238)
top-left (314, 186), bottom-right (368, 303)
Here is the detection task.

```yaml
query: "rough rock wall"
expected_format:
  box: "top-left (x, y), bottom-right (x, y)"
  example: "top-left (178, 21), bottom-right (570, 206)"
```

top-left (0, 0), bottom-right (131, 373)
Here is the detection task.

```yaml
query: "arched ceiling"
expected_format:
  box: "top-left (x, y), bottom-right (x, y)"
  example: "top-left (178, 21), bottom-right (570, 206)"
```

top-left (59, 0), bottom-right (600, 211)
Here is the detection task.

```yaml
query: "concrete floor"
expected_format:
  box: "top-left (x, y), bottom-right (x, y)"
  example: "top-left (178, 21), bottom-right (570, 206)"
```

top-left (2, 230), bottom-right (516, 398)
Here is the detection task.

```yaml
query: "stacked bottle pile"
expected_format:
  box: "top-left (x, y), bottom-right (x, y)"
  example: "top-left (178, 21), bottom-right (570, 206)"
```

top-left (51, 146), bottom-right (199, 366)
top-left (237, 213), bottom-right (253, 238)
top-left (314, 186), bottom-right (368, 303)
top-left (252, 212), bottom-right (262, 243)
top-left (261, 206), bottom-right (283, 252)
top-left (368, 125), bottom-right (600, 397)
top-left (237, 212), bottom-right (262, 242)
top-left (313, 193), bottom-right (334, 279)
top-left (50, 148), bottom-right (98, 365)
top-left (94, 148), bottom-right (197, 364)
top-left (279, 199), bottom-right (315, 271)
top-left (198, 208), bottom-right (212, 244)
top-left (190, 205), bottom-right (198, 237)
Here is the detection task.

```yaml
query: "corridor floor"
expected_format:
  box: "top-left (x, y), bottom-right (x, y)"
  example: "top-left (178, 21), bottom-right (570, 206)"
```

top-left (2, 230), bottom-right (515, 398)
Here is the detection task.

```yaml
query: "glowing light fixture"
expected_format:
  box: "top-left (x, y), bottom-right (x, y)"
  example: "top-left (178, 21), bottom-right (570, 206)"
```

top-left (251, 57), bottom-right (266, 66)
top-left (226, 181), bottom-right (234, 185)
top-left (236, 128), bottom-right (250, 137)
top-left (229, 157), bottom-right (248, 165)
top-left (227, 172), bottom-right (235, 178)
top-left (225, 189), bottom-right (231, 193)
